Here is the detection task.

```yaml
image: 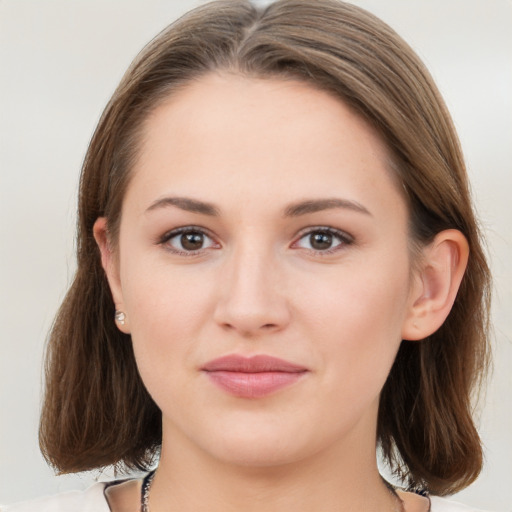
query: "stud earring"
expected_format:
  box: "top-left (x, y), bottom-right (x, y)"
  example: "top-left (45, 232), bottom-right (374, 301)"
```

top-left (115, 310), bottom-right (126, 325)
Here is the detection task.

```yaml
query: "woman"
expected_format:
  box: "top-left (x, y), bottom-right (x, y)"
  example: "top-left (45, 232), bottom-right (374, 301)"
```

top-left (1, 0), bottom-right (493, 510)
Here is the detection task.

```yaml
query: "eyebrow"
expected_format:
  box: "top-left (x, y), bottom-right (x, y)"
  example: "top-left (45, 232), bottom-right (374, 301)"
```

top-left (146, 196), bottom-right (220, 216)
top-left (145, 196), bottom-right (371, 217)
top-left (283, 198), bottom-right (371, 217)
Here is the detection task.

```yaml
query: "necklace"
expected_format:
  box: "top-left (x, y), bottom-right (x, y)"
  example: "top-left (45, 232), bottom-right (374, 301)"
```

top-left (139, 470), bottom-right (406, 512)
top-left (140, 470), bottom-right (156, 512)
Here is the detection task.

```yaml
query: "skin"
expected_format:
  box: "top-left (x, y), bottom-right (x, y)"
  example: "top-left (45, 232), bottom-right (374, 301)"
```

top-left (96, 73), bottom-right (468, 511)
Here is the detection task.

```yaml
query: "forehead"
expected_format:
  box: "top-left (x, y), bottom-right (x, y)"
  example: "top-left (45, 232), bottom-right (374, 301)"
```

top-left (140, 72), bottom-right (389, 163)
top-left (125, 72), bottom-right (405, 220)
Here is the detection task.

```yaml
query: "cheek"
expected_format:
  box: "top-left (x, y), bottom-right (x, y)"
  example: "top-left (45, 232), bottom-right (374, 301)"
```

top-left (122, 261), bottom-right (215, 344)
top-left (120, 263), bottom-right (214, 409)
top-left (299, 255), bottom-right (411, 389)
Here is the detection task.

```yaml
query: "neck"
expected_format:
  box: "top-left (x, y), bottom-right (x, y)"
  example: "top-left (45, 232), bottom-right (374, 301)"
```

top-left (149, 425), bottom-right (398, 511)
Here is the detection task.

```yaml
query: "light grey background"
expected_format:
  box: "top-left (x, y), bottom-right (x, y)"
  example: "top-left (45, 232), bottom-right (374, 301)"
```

top-left (0, 0), bottom-right (510, 509)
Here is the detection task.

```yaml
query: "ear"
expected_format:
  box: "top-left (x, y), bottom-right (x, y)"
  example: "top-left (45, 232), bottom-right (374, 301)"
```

top-left (402, 229), bottom-right (469, 341)
top-left (93, 217), bottom-right (130, 334)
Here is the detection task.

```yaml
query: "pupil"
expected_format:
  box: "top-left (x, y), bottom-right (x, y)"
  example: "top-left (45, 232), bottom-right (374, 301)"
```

top-left (181, 232), bottom-right (203, 250)
top-left (310, 232), bottom-right (332, 250)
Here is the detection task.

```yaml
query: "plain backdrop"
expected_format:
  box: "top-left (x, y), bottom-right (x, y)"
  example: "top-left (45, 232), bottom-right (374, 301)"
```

top-left (0, 0), bottom-right (511, 509)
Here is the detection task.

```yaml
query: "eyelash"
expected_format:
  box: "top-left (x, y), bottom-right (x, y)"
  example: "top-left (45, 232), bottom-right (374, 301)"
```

top-left (157, 225), bottom-right (354, 257)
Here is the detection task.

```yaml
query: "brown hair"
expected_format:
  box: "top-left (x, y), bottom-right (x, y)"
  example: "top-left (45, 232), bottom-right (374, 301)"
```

top-left (39, 0), bottom-right (491, 495)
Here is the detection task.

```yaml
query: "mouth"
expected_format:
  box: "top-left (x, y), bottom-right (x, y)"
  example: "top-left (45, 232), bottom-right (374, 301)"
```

top-left (201, 354), bottom-right (309, 399)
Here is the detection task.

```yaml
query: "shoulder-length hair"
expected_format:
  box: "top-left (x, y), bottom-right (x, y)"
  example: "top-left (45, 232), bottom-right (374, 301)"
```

top-left (39, 0), bottom-right (491, 496)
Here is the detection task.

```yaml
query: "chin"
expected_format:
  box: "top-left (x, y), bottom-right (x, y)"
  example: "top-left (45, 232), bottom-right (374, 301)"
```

top-left (195, 418), bottom-right (335, 470)
top-left (211, 441), bottom-right (310, 469)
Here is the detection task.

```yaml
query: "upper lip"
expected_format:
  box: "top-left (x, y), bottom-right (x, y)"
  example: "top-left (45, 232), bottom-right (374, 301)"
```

top-left (201, 354), bottom-right (308, 373)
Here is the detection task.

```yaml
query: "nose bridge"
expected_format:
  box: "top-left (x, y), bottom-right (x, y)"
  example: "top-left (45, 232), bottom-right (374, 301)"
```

top-left (213, 233), bottom-right (289, 335)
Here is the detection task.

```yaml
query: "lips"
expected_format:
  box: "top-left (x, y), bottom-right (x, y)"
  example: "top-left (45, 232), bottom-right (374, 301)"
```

top-left (201, 354), bottom-right (308, 398)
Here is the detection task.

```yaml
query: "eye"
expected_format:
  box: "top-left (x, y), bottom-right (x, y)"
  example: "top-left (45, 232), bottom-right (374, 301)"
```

top-left (159, 227), bottom-right (218, 255)
top-left (293, 227), bottom-right (353, 254)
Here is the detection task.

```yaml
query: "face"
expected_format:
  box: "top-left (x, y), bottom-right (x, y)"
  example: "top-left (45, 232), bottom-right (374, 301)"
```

top-left (103, 73), bottom-right (421, 468)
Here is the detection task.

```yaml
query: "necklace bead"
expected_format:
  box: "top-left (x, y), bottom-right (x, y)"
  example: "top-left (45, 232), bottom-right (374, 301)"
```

top-left (140, 470), bottom-right (156, 512)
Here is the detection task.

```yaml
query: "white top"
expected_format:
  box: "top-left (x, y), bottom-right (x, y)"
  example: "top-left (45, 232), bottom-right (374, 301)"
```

top-left (1, 482), bottom-right (110, 512)
top-left (0, 481), bottom-right (496, 511)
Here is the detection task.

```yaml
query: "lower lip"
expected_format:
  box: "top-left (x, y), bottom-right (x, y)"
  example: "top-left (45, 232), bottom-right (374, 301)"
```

top-left (204, 371), bottom-right (306, 398)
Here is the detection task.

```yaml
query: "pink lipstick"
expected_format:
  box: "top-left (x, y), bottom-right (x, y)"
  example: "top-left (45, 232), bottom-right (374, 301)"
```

top-left (201, 354), bottom-right (308, 398)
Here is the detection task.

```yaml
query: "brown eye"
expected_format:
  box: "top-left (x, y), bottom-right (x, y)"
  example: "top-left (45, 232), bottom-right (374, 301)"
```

top-left (181, 232), bottom-right (205, 250)
top-left (309, 232), bottom-right (333, 250)
top-left (294, 228), bottom-right (352, 254)
top-left (161, 227), bottom-right (217, 254)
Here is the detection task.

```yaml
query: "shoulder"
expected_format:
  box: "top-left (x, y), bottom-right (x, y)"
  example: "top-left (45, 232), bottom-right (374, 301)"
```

top-left (430, 495), bottom-right (498, 512)
top-left (1, 481), bottom-right (110, 512)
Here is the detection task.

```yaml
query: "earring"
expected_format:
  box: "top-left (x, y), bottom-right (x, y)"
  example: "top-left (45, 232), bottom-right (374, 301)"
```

top-left (115, 310), bottom-right (126, 325)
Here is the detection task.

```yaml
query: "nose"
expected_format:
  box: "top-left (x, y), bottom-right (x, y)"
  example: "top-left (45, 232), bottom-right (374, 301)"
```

top-left (213, 243), bottom-right (291, 337)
